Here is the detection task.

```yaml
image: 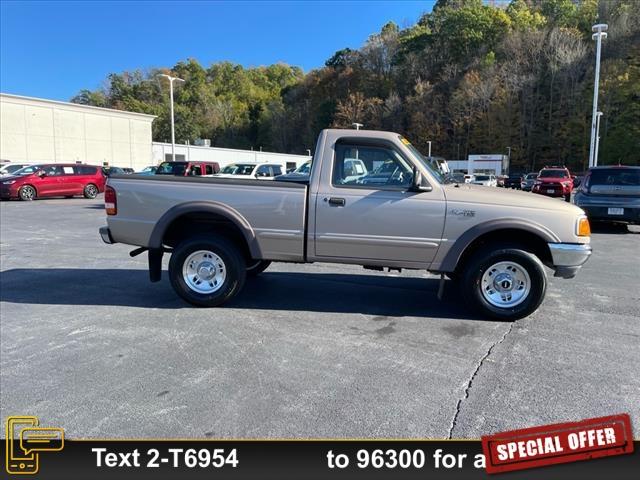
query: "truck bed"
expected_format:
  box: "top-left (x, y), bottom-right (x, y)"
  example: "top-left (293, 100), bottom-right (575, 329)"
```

top-left (106, 175), bottom-right (308, 262)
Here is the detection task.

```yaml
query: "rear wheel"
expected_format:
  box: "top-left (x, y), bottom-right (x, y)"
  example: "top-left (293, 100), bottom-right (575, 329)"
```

top-left (169, 235), bottom-right (246, 307)
top-left (18, 185), bottom-right (36, 201)
top-left (461, 245), bottom-right (547, 321)
top-left (83, 183), bottom-right (99, 199)
top-left (246, 260), bottom-right (271, 277)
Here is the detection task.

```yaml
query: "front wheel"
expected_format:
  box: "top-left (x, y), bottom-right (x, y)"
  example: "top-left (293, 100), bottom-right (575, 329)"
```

top-left (18, 185), bottom-right (36, 201)
top-left (169, 235), bottom-right (246, 307)
top-left (461, 246), bottom-right (547, 321)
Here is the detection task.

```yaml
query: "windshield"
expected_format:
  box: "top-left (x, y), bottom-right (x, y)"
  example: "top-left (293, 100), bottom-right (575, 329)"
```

top-left (220, 164), bottom-right (256, 175)
top-left (526, 173), bottom-right (538, 179)
top-left (475, 175), bottom-right (490, 181)
top-left (1, 164), bottom-right (27, 174)
top-left (539, 169), bottom-right (568, 178)
top-left (295, 162), bottom-right (311, 174)
top-left (402, 139), bottom-right (444, 184)
top-left (156, 162), bottom-right (187, 175)
top-left (11, 165), bottom-right (42, 175)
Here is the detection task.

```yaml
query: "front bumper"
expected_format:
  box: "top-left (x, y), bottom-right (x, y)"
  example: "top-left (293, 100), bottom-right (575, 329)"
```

top-left (548, 243), bottom-right (592, 278)
top-left (99, 226), bottom-right (115, 244)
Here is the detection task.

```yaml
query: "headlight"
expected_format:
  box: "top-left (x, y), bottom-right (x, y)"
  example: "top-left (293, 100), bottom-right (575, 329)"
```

top-left (2, 180), bottom-right (16, 185)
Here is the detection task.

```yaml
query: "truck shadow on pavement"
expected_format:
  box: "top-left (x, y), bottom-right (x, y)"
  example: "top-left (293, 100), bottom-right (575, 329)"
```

top-left (0, 268), bottom-right (479, 320)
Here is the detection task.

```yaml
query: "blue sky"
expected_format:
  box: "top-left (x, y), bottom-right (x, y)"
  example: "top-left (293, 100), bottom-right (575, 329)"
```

top-left (1, 1), bottom-right (434, 101)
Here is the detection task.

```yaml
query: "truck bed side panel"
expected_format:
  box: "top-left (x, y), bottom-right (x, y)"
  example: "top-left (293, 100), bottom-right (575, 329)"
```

top-left (107, 176), bottom-right (307, 261)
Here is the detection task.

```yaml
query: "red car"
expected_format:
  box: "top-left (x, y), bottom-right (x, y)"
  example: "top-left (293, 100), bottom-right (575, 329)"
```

top-left (0, 163), bottom-right (105, 201)
top-left (532, 166), bottom-right (574, 202)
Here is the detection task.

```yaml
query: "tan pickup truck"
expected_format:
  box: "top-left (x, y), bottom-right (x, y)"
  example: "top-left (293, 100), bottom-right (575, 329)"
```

top-left (100, 129), bottom-right (592, 320)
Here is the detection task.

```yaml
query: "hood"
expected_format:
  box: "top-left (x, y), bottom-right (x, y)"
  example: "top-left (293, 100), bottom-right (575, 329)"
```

top-left (537, 177), bottom-right (571, 183)
top-left (213, 173), bottom-right (252, 179)
top-left (444, 183), bottom-right (583, 214)
top-left (0, 174), bottom-right (25, 183)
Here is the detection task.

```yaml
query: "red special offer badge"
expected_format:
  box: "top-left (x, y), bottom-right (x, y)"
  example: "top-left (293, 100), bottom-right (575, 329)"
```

top-left (481, 414), bottom-right (634, 474)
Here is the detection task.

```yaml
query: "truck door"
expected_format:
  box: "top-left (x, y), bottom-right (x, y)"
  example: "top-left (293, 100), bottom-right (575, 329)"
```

top-left (313, 141), bottom-right (446, 266)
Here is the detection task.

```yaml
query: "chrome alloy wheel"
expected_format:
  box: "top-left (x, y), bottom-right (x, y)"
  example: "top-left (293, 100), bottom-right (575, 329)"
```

top-left (85, 184), bottom-right (98, 197)
top-left (480, 261), bottom-right (531, 308)
top-left (182, 250), bottom-right (227, 294)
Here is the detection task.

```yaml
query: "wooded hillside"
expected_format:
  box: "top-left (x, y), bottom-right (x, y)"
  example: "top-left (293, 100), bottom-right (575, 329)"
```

top-left (73, 0), bottom-right (639, 172)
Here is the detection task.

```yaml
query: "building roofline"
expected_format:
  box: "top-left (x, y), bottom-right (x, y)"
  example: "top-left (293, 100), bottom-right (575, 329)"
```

top-left (152, 142), bottom-right (311, 158)
top-left (0, 92), bottom-right (157, 120)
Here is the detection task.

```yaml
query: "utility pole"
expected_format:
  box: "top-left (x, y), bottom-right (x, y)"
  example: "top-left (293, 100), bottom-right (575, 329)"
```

top-left (589, 24), bottom-right (608, 168)
top-left (158, 74), bottom-right (185, 162)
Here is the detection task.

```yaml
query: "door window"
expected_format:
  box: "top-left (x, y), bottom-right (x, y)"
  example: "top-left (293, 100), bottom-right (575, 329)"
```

top-left (205, 164), bottom-right (214, 175)
top-left (256, 165), bottom-right (272, 177)
top-left (75, 166), bottom-right (97, 175)
top-left (333, 144), bottom-right (413, 189)
top-left (42, 165), bottom-right (65, 176)
top-left (189, 165), bottom-right (203, 176)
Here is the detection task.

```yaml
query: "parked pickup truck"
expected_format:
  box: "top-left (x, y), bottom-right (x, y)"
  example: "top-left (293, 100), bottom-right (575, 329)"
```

top-left (100, 129), bottom-right (592, 320)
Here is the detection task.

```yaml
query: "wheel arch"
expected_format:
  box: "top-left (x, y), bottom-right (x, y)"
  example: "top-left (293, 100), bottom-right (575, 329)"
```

top-left (149, 202), bottom-right (261, 262)
top-left (440, 219), bottom-right (558, 273)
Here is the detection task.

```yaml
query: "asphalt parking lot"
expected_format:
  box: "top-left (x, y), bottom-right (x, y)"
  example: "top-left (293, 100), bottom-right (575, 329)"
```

top-left (1, 196), bottom-right (639, 439)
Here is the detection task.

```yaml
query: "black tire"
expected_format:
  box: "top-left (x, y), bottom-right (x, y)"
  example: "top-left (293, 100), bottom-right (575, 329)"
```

top-left (83, 183), bottom-right (99, 199)
top-left (246, 260), bottom-right (271, 277)
top-left (18, 185), bottom-right (36, 201)
top-left (461, 245), bottom-right (547, 321)
top-left (168, 235), bottom-right (246, 307)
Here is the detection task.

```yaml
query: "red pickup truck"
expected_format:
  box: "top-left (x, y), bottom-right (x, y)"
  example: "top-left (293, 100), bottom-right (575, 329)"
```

top-left (532, 166), bottom-right (574, 202)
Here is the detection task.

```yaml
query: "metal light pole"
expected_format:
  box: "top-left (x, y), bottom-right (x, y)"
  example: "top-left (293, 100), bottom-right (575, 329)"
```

top-left (589, 24), bottom-right (608, 168)
top-left (506, 146), bottom-right (511, 175)
top-left (594, 111), bottom-right (603, 165)
top-left (158, 74), bottom-right (185, 162)
top-left (427, 141), bottom-right (432, 157)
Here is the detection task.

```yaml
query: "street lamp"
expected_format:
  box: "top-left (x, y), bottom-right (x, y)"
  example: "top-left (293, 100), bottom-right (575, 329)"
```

top-left (158, 74), bottom-right (185, 162)
top-left (352, 123), bottom-right (363, 130)
top-left (589, 23), bottom-right (608, 168)
top-left (594, 111), bottom-right (603, 165)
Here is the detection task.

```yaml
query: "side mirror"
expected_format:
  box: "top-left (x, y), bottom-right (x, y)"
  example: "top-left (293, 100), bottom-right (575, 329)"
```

top-left (409, 167), bottom-right (432, 192)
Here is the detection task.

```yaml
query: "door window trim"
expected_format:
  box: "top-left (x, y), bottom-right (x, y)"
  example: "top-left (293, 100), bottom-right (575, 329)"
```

top-left (331, 141), bottom-right (422, 192)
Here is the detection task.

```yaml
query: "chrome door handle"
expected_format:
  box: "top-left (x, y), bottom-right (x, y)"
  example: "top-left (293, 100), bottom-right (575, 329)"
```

top-left (328, 197), bottom-right (346, 207)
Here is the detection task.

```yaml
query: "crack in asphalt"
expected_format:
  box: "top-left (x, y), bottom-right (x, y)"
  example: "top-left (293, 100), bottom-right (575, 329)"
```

top-left (446, 321), bottom-right (516, 439)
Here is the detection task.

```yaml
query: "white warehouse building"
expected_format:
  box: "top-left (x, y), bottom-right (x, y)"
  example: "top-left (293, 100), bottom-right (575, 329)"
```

top-left (0, 93), bottom-right (156, 170)
top-left (1, 93), bottom-right (310, 173)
